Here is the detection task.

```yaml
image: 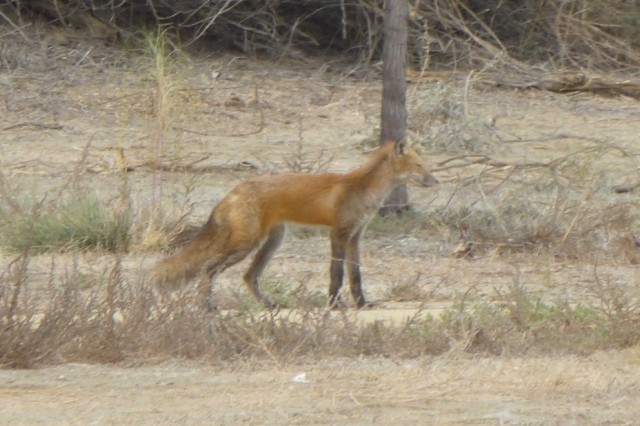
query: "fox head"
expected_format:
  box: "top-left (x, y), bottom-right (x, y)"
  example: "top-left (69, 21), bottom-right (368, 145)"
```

top-left (389, 138), bottom-right (438, 187)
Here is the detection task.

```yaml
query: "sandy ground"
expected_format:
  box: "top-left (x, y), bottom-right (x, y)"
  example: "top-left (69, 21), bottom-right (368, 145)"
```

top-left (2, 350), bottom-right (640, 425)
top-left (1, 31), bottom-right (640, 424)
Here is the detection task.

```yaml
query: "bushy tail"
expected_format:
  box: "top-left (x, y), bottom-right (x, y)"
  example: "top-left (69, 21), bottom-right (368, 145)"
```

top-left (150, 219), bottom-right (228, 292)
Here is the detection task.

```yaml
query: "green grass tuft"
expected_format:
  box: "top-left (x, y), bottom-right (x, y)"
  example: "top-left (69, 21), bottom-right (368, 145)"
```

top-left (0, 196), bottom-right (131, 253)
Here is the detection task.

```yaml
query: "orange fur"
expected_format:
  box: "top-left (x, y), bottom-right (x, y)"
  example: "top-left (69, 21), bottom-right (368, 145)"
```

top-left (151, 139), bottom-right (438, 309)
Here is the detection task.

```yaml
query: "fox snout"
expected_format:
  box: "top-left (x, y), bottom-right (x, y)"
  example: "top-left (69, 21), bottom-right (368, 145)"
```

top-left (406, 172), bottom-right (438, 187)
top-left (422, 173), bottom-right (439, 187)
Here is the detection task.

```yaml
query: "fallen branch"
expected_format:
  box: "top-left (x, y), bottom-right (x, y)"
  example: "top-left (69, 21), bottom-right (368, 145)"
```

top-left (476, 70), bottom-right (640, 99)
top-left (435, 154), bottom-right (554, 173)
top-left (96, 159), bottom-right (258, 174)
top-left (2, 122), bottom-right (63, 131)
top-left (436, 147), bottom-right (601, 195)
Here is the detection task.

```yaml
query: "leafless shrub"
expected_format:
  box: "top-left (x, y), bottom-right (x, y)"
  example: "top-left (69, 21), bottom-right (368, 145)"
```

top-left (425, 144), bottom-right (640, 261)
top-left (283, 141), bottom-right (333, 174)
top-left (3, 1), bottom-right (639, 75)
top-left (409, 82), bottom-right (497, 154)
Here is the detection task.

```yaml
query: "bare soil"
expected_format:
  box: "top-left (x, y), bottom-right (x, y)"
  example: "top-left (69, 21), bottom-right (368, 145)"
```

top-left (2, 350), bottom-right (640, 425)
top-left (1, 40), bottom-right (640, 424)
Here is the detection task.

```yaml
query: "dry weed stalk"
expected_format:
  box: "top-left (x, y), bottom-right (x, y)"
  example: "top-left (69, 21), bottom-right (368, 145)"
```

top-left (0, 172), bottom-right (23, 215)
top-left (148, 28), bottom-right (173, 214)
top-left (2, 250), bottom-right (640, 366)
top-left (3, 251), bottom-right (29, 325)
top-left (590, 259), bottom-right (637, 326)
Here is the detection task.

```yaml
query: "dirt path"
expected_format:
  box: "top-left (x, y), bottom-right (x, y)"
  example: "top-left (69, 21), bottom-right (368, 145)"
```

top-left (2, 350), bottom-right (640, 425)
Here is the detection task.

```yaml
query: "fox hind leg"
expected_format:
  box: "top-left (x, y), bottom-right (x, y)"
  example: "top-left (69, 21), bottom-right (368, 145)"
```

top-left (197, 254), bottom-right (228, 311)
top-left (198, 241), bottom-right (259, 310)
top-left (243, 224), bottom-right (285, 309)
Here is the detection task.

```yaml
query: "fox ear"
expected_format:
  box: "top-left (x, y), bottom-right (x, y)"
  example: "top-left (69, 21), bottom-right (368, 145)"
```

top-left (394, 137), bottom-right (409, 156)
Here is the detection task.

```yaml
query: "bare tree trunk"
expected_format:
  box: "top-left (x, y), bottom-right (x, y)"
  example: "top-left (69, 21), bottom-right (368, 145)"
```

top-left (379, 0), bottom-right (409, 216)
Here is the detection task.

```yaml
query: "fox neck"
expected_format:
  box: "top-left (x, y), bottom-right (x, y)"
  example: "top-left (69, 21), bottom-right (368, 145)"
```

top-left (347, 148), bottom-right (401, 207)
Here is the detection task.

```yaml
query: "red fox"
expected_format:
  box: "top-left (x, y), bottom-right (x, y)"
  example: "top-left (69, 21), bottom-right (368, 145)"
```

top-left (151, 138), bottom-right (438, 309)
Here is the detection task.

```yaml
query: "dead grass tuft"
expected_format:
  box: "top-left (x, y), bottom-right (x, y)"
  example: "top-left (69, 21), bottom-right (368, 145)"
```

top-left (2, 251), bottom-right (640, 367)
top-left (385, 277), bottom-right (429, 303)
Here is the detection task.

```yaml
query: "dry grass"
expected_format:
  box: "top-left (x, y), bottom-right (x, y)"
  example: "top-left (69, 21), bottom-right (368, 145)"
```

top-left (1, 246), bottom-right (640, 368)
top-left (384, 277), bottom-right (429, 303)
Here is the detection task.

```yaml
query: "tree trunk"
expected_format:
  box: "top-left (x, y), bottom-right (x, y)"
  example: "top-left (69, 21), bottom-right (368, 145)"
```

top-left (379, 0), bottom-right (409, 216)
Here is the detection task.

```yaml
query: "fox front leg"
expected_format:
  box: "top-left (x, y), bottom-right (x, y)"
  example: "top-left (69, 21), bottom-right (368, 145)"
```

top-left (346, 227), bottom-right (367, 308)
top-left (328, 229), bottom-right (349, 308)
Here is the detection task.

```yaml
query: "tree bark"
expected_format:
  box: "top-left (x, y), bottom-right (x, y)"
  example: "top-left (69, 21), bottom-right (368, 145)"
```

top-left (379, 0), bottom-right (409, 216)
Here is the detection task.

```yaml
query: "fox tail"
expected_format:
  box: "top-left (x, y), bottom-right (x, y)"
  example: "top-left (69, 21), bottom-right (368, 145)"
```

top-left (150, 218), bottom-right (228, 292)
